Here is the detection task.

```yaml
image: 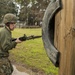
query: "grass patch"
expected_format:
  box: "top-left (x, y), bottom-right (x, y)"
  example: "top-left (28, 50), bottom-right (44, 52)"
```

top-left (10, 28), bottom-right (58, 75)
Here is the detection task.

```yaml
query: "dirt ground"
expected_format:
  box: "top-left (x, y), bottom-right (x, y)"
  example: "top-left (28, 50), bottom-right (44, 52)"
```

top-left (12, 64), bottom-right (46, 75)
top-left (12, 65), bottom-right (29, 75)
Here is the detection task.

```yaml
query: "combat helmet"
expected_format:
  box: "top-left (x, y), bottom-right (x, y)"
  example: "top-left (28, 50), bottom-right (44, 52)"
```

top-left (3, 13), bottom-right (17, 24)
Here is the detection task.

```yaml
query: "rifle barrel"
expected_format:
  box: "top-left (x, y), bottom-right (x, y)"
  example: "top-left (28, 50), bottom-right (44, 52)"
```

top-left (12, 35), bottom-right (42, 41)
top-left (26, 36), bottom-right (42, 40)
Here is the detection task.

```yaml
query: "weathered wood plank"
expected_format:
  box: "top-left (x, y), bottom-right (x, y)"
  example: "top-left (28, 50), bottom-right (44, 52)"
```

top-left (55, 0), bottom-right (75, 75)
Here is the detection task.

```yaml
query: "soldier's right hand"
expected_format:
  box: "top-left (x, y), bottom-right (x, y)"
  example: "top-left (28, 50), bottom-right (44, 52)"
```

top-left (15, 38), bottom-right (22, 43)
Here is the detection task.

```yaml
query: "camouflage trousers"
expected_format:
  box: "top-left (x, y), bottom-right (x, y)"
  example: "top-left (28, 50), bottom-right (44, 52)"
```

top-left (0, 57), bottom-right (13, 75)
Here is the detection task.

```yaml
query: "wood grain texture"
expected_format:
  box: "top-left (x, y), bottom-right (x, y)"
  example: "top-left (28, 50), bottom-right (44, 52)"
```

top-left (54, 0), bottom-right (75, 75)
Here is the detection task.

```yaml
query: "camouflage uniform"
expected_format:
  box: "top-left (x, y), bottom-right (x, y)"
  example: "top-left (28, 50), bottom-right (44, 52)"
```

top-left (0, 13), bottom-right (17, 75)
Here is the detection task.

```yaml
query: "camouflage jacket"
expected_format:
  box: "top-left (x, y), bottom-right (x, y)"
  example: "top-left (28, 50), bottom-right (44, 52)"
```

top-left (0, 26), bottom-right (17, 57)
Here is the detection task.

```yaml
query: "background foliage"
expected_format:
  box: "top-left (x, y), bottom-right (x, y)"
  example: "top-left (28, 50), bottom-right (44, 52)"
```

top-left (0, 0), bottom-right (51, 26)
top-left (0, 0), bottom-right (18, 22)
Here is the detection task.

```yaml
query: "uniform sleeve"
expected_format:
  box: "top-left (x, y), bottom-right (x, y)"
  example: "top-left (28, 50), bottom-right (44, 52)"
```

top-left (0, 32), bottom-right (17, 52)
top-left (4, 40), bottom-right (17, 50)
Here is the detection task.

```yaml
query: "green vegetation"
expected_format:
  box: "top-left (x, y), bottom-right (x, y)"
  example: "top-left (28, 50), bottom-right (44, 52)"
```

top-left (10, 28), bottom-right (58, 75)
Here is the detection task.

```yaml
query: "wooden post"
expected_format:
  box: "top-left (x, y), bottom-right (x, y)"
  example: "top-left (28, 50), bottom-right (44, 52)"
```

top-left (55, 0), bottom-right (75, 75)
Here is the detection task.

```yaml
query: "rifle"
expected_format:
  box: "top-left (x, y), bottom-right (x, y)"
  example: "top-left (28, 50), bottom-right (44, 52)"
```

top-left (12, 34), bottom-right (42, 41)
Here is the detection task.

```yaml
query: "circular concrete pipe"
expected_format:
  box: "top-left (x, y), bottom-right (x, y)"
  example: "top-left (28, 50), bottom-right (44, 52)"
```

top-left (42, 0), bottom-right (62, 67)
